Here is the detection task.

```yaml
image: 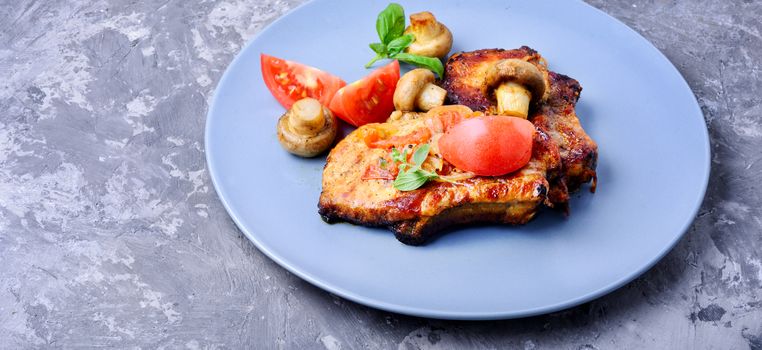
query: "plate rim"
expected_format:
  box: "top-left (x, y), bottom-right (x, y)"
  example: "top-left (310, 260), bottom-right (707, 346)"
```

top-left (204, 0), bottom-right (711, 320)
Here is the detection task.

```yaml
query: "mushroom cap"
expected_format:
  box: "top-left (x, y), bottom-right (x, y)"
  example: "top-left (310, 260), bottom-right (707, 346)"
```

top-left (277, 103), bottom-right (337, 157)
top-left (403, 12), bottom-right (453, 58)
top-left (393, 69), bottom-right (437, 111)
top-left (485, 59), bottom-right (547, 102)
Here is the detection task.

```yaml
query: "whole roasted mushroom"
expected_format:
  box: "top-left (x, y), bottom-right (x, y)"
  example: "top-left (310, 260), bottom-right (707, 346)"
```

top-left (277, 98), bottom-right (337, 157)
top-left (484, 59), bottom-right (547, 118)
top-left (403, 12), bottom-right (453, 59)
top-left (393, 69), bottom-right (447, 112)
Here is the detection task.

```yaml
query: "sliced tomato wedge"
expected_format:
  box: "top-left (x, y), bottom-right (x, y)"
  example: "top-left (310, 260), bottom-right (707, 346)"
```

top-left (329, 61), bottom-right (400, 127)
top-left (260, 54), bottom-right (346, 109)
top-left (438, 116), bottom-right (535, 176)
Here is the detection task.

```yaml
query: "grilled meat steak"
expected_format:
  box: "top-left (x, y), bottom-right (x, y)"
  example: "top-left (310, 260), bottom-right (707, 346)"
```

top-left (443, 47), bottom-right (550, 113)
top-left (318, 47), bottom-right (597, 245)
top-left (533, 72), bottom-right (598, 197)
top-left (444, 47), bottom-right (598, 204)
top-left (318, 111), bottom-right (562, 245)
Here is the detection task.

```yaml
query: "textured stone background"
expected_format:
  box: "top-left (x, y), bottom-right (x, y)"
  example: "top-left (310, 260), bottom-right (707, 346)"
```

top-left (1, 0), bottom-right (761, 349)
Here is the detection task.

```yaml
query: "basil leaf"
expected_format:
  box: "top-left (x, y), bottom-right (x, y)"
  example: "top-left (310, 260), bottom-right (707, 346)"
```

top-left (367, 40), bottom-right (389, 69)
top-left (393, 144), bottom-right (438, 191)
top-left (393, 169), bottom-right (432, 191)
top-left (412, 143), bottom-right (430, 166)
top-left (376, 3), bottom-right (405, 45)
top-left (394, 169), bottom-right (438, 191)
top-left (369, 42), bottom-right (386, 55)
top-left (386, 34), bottom-right (414, 56)
top-left (394, 52), bottom-right (445, 78)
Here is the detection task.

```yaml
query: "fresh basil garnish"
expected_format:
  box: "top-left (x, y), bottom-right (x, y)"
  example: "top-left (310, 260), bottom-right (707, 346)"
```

top-left (386, 34), bottom-right (415, 56)
top-left (376, 3), bottom-right (406, 45)
top-left (365, 3), bottom-right (445, 77)
top-left (392, 144), bottom-right (440, 191)
top-left (394, 53), bottom-right (445, 78)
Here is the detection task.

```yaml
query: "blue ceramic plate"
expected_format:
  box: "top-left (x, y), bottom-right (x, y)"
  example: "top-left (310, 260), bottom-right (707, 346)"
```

top-left (205, 0), bottom-right (710, 319)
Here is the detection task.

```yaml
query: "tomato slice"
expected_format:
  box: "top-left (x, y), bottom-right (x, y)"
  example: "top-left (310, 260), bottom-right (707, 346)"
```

top-left (363, 127), bottom-right (432, 149)
top-left (329, 61), bottom-right (400, 127)
top-left (423, 108), bottom-right (470, 134)
top-left (362, 165), bottom-right (396, 180)
top-left (362, 157), bottom-right (398, 180)
top-left (438, 116), bottom-right (535, 176)
top-left (260, 54), bottom-right (346, 109)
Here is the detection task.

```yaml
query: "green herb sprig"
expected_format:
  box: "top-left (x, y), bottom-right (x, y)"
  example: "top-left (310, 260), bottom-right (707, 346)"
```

top-left (365, 3), bottom-right (444, 77)
top-left (391, 144), bottom-right (440, 191)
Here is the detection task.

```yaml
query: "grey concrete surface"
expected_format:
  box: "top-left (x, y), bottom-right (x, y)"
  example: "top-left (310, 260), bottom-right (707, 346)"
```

top-left (1, 0), bottom-right (760, 348)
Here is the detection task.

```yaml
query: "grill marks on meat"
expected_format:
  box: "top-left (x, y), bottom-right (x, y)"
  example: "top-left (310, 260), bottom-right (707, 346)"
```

top-left (443, 47), bottom-right (598, 207)
top-left (318, 47), bottom-right (597, 245)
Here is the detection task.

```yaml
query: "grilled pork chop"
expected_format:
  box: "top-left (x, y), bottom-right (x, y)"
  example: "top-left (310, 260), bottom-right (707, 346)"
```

top-left (534, 72), bottom-right (598, 195)
top-left (318, 47), bottom-right (597, 244)
top-left (443, 47), bottom-right (598, 205)
top-left (318, 110), bottom-right (562, 245)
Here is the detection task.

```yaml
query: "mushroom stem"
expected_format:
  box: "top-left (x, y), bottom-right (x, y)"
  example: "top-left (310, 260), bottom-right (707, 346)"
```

top-left (415, 83), bottom-right (447, 111)
top-left (289, 98), bottom-right (326, 133)
top-left (393, 69), bottom-right (445, 112)
top-left (495, 82), bottom-right (532, 118)
top-left (277, 97), bottom-right (337, 157)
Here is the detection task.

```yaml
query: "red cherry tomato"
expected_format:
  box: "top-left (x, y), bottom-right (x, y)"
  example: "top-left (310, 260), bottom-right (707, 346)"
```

top-left (329, 61), bottom-right (400, 127)
top-left (438, 116), bottom-right (535, 176)
top-left (260, 54), bottom-right (346, 109)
